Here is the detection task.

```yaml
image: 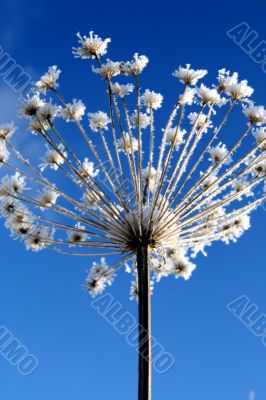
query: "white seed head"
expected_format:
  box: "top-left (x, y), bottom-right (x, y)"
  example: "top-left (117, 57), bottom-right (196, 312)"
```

top-left (0, 122), bottom-right (17, 141)
top-left (120, 53), bottom-right (149, 76)
top-left (111, 82), bottom-right (134, 98)
top-left (35, 66), bottom-right (61, 93)
top-left (141, 89), bottom-right (163, 110)
top-left (88, 111), bottom-right (110, 132)
top-left (73, 31), bottom-right (111, 59)
top-left (61, 99), bottom-right (86, 122)
top-left (172, 64), bottom-right (207, 85)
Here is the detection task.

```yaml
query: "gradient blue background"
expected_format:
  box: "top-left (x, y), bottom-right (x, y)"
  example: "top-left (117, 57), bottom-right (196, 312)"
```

top-left (0, 0), bottom-right (265, 399)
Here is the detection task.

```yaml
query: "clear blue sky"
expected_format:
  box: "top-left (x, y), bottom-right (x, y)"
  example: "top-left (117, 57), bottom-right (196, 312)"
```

top-left (0, 0), bottom-right (265, 399)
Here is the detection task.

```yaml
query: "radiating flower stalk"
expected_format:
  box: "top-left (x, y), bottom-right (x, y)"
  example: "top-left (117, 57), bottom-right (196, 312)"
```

top-left (1, 33), bottom-right (266, 400)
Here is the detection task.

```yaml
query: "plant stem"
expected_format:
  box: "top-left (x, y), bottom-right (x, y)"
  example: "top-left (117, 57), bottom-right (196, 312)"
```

top-left (137, 244), bottom-right (152, 400)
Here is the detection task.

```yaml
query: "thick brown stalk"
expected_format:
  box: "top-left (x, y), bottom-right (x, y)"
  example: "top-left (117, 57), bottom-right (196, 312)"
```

top-left (137, 244), bottom-right (152, 400)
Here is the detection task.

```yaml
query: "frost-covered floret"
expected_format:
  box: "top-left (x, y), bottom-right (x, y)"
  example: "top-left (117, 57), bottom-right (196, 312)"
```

top-left (217, 69), bottom-right (253, 100)
top-left (20, 95), bottom-right (45, 118)
top-left (61, 99), bottom-right (86, 122)
top-left (221, 214), bottom-right (251, 244)
top-left (232, 179), bottom-right (253, 200)
top-left (188, 112), bottom-right (213, 133)
top-left (169, 253), bottom-right (196, 280)
top-left (179, 87), bottom-right (196, 105)
top-left (5, 203), bottom-right (31, 226)
top-left (209, 142), bottom-right (232, 165)
top-left (68, 222), bottom-right (88, 244)
top-left (0, 143), bottom-right (9, 164)
top-left (8, 220), bottom-right (33, 239)
top-left (80, 158), bottom-right (99, 179)
top-left (202, 205), bottom-right (226, 229)
top-left (111, 82), bottom-right (134, 98)
top-left (200, 172), bottom-right (219, 193)
top-left (217, 69), bottom-right (238, 92)
top-left (39, 144), bottom-right (67, 171)
top-left (253, 127), bottom-right (266, 150)
top-left (165, 127), bottom-right (186, 149)
top-left (172, 64), bottom-right (207, 85)
top-left (28, 119), bottom-right (50, 134)
top-left (151, 255), bottom-right (171, 282)
top-left (82, 190), bottom-right (101, 210)
top-left (73, 31), bottom-right (111, 59)
top-left (142, 166), bottom-right (157, 191)
top-left (243, 103), bottom-right (266, 126)
top-left (141, 90), bottom-right (163, 110)
top-left (226, 80), bottom-right (254, 100)
top-left (117, 133), bottom-right (138, 154)
top-left (131, 111), bottom-right (150, 129)
top-left (88, 111), bottom-right (110, 132)
top-left (197, 84), bottom-right (221, 105)
top-left (84, 258), bottom-right (115, 297)
top-left (0, 197), bottom-right (21, 217)
top-left (38, 188), bottom-right (59, 208)
top-left (35, 66), bottom-right (61, 93)
top-left (253, 157), bottom-right (266, 176)
top-left (0, 122), bottom-right (17, 141)
top-left (0, 173), bottom-right (27, 197)
top-left (37, 103), bottom-right (60, 121)
top-left (25, 226), bottom-right (53, 252)
top-left (120, 53), bottom-right (149, 75)
top-left (92, 60), bottom-right (120, 78)
top-left (5, 206), bottom-right (34, 239)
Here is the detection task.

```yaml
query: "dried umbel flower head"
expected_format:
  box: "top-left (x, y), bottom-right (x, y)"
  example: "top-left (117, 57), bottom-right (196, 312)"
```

top-left (61, 99), bottom-right (86, 122)
top-left (73, 31), bottom-right (111, 59)
top-left (0, 31), bottom-right (265, 301)
top-left (88, 111), bottom-right (110, 132)
top-left (92, 60), bottom-right (120, 79)
top-left (20, 94), bottom-right (45, 118)
top-left (243, 103), bottom-right (266, 125)
top-left (0, 122), bottom-right (17, 141)
top-left (0, 143), bottom-right (10, 164)
top-left (35, 66), bottom-right (61, 93)
top-left (253, 127), bottom-right (266, 150)
top-left (110, 82), bottom-right (134, 98)
top-left (172, 64), bottom-right (207, 85)
top-left (120, 53), bottom-right (149, 75)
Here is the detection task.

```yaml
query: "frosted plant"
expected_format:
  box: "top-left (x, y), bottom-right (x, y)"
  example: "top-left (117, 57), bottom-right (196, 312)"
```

top-left (0, 31), bottom-right (265, 400)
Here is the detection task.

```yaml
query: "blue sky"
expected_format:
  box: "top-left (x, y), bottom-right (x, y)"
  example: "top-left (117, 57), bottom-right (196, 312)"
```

top-left (0, 0), bottom-right (265, 399)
